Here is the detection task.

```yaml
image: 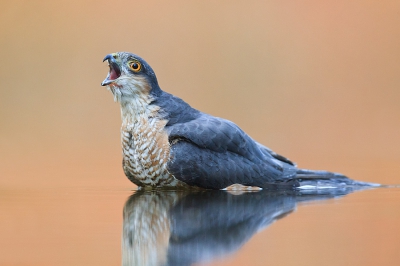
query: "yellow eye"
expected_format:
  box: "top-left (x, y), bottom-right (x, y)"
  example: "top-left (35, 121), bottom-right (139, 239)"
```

top-left (129, 61), bottom-right (142, 72)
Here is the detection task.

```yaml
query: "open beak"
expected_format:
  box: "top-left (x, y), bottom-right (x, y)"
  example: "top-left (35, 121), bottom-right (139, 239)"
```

top-left (101, 54), bottom-right (121, 86)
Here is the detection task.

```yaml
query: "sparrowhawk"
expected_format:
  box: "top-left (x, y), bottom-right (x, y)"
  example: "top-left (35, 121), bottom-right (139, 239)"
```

top-left (101, 52), bottom-right (376, 190)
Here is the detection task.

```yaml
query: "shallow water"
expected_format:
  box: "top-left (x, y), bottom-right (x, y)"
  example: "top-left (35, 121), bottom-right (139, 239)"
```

top-left (1, 186), bottom-right (399, 266)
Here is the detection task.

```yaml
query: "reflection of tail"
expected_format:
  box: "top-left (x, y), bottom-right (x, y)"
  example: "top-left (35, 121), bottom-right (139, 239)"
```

top-left (295, 169), bottom-right (381, 189)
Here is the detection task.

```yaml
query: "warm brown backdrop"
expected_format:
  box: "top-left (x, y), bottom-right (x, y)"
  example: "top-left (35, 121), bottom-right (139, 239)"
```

top-left (1, 0), bottom-right (399, 188)
top-left (1, 1), bottom-right (400, 265)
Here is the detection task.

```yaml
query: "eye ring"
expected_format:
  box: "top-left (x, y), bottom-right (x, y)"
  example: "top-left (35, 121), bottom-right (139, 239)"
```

top-left (129, 61), bottom-right (142, 72)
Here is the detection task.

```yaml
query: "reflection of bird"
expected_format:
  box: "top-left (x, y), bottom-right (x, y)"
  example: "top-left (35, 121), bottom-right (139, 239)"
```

top-left (101, 52), bottom-right (376, 189)
top-left (122, 189), bottom-right (355, 266)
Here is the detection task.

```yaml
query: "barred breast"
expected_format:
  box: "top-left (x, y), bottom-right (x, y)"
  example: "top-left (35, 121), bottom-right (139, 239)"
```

top-left (121, 116), bottom-right (187, 188)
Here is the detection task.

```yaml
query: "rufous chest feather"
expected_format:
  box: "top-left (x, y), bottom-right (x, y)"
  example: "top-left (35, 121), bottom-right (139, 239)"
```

top-left (117, 91), bottom-right (188, 187)
top-left (121, 115), bottom-right (175, 186)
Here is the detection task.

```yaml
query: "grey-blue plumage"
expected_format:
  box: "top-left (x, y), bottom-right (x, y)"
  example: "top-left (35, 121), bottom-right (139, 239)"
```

top-left (101, 52), bottom-right (377, 189)
top-left (152, 79), bottom-right (301, 188)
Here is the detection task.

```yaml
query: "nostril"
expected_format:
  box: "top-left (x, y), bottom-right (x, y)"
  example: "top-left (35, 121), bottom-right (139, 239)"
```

top-left (113, 54), bottom-right (117, 59)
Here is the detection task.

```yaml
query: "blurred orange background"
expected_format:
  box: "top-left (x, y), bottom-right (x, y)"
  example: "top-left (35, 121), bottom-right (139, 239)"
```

top-left (1, 0), bottom-right (399, 189)
top-left (0, 1), bottom-right (400, 265)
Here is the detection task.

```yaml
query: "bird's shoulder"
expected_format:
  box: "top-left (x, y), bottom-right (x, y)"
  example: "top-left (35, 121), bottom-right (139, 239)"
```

top-left (151, 91), bottom-right (201, 125)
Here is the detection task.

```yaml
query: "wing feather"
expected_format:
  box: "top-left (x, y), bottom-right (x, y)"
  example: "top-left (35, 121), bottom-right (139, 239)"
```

top-left (165, 114), bottom-right (297, 188)
top-left (166, 114), bottom-right (264, 161)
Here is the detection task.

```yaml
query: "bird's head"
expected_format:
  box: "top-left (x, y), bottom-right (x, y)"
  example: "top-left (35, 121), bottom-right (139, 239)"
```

top-left (101, 52), bottom-right (160, 102)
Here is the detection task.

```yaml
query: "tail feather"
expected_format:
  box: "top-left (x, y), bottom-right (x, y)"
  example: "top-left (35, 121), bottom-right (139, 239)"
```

top-left (294, 169), bottom-right (380, 189)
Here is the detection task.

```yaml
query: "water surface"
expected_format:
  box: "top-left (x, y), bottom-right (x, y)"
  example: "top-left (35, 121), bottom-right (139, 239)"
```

top-left (1, 187), bottom-right (399, 265)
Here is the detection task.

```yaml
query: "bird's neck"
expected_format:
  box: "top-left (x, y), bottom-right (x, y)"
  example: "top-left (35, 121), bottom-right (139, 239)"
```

top-left (120, 94), bottom-right (160, 126)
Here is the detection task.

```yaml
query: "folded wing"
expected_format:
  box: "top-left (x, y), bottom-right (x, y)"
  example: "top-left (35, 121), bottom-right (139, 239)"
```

top-left (165, 114), bottom-right (297, 188)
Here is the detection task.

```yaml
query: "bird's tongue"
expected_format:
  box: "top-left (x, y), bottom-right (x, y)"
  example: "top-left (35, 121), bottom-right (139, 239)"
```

top-left (109, 67), bottom-right (119, 80)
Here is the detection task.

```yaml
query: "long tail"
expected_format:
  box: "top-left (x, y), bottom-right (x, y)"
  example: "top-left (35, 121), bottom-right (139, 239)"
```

top-left (294, 169), bottom-right (381, 189)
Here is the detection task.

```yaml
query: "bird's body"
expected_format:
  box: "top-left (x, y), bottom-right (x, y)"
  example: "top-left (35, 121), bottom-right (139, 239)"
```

top-left (101, 52), bottom-right (374, 190)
